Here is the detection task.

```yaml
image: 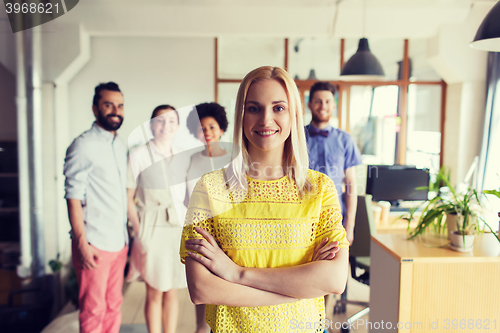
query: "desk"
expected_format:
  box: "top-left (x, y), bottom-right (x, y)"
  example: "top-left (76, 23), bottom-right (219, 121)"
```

top-left (375, 213), bottom-right (419, 234)
top-left (372, 200), bottom-right (422, 234)
top-left (369, 233), bottom-right (500, 333)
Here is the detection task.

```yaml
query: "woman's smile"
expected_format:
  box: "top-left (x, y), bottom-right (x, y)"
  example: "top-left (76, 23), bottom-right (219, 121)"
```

top-left (254, 129), bottom-right (279, 137)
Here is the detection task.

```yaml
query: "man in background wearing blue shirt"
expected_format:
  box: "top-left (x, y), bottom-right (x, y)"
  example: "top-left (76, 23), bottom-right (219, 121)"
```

top-left (305, 82), bottom-right (362, 245)
top-left (64, 82), bottom-right (128, 333)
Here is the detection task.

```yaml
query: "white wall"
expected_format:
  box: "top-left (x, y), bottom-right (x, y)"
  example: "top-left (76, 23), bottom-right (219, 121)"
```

top-left (42, 83), bottom-right (59, 272)
top-left (443, 81), bottom-right (486, 185)
top-left (427, 2), bottom-right (492, 185)
top-left (68, 36), bottom-right (214, 148)
top-left (48, 36), bottom-right (214, 262)
top-left (218, 37), bottom-right (285, 79)
top-left (42, 22), bottom-right (82, 82)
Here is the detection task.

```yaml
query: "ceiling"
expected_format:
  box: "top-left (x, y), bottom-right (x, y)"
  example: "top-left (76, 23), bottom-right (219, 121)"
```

top-left (0, 0), bottom-right (495, 81)
top-left (35, 0), bottom-right (478, 38)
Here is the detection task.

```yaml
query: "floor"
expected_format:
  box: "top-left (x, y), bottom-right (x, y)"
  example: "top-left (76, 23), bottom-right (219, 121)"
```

top-left (42, 275), bottom-right (370, 333)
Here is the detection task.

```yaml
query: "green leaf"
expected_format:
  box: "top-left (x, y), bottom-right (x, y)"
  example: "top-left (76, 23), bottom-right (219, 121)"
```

top-left (48, 259), bottom-right (62, 273)
top-left (407, 167), bottom-right (498, 242)
top-left (484, 189), bottom-right (500, 199)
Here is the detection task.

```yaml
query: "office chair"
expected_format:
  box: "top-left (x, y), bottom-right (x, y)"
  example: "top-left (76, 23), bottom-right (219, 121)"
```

top-left (333, 195), bottom-right (376, 333)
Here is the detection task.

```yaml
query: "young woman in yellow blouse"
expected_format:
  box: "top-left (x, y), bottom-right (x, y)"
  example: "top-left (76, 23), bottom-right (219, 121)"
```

top-left (180, 66), bottom-right (349, 332)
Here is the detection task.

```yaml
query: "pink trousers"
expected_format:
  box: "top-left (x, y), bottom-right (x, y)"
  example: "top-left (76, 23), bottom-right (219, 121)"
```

top-left (72, 243), bottom-right (128, 333)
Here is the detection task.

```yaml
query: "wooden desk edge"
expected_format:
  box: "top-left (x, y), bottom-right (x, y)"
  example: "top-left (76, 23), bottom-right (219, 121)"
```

top-left (371, 235), bottom-right (402, 262)
top-left (371, 234), bottom-right (500, 263)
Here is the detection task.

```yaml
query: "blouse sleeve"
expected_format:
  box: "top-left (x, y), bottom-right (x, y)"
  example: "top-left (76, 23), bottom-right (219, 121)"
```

top-left (179, 176), bottom-right (216, 263)
top-left (316, 175), bottom-right (349, 249)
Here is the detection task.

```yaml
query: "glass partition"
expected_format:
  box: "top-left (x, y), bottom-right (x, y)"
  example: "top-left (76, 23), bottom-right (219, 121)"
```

top-left (288, 37), bottom-right (341, 80)
top-left (409, 39), bottom-right (442, 81)
top-left (217, 83), bottom-right (239, 142)
top-left (348, 85), bottom-right (399, 165)
top-left (218, 37), bottom-right (284, 79)
top-left (406, 84), bottom-right (442, 172)
top-left (216, 38), bottom-right (445, 167)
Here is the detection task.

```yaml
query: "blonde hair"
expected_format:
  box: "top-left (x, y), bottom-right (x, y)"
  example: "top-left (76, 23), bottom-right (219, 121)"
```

top-left (226, 66), bottom-right (312, 195)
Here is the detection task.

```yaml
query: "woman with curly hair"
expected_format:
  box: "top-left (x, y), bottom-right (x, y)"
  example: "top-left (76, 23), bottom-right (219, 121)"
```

top-left (185, 102), bottom-right (232, 333)
top-left (185, 102), bottom-right (232, 199)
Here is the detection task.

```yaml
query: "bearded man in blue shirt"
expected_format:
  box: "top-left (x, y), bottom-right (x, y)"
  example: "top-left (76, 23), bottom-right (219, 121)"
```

top-left (305, 82), bottom-right (362, 245)
top-left (64, 82), bottom-right (128, 333)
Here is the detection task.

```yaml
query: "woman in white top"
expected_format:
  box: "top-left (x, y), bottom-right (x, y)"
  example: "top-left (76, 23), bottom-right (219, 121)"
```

top-left (185, 102), bottom-right (232, 333)
top-left (186, 103), bottom-right (233, 198)
top-left (127, 105), bottom-right (188, 333)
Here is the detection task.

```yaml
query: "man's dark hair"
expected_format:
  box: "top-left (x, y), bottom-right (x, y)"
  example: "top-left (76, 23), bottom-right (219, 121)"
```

top-left (92, 82), bottom-right (122, 107)
top-left (309, 81), bottom-right (337, 101)
top-left (186, 102), bottom-right (228, 137)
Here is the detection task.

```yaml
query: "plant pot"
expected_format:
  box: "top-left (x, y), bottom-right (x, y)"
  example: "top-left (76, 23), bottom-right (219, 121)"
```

top-left (447, 213), bottom-right (475, 240)
top-left (480, 232), bottom-right (500, 256)
top-left (449, 231), bottom-right (475, 252)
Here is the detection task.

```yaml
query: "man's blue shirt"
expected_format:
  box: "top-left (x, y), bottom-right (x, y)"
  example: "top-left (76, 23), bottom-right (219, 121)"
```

top-left (64, 122), bottom-right (128, 251)
top-left (305, 124), bottom-right (362, 217)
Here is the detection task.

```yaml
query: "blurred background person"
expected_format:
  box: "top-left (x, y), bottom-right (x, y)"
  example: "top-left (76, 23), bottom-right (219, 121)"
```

top-left (305, 82), bottom-right (362, 245)
top-left (185, 102), bottom-right (231, 333)
top-left (186, 102), bottom-right (231, 198)
top-left (126, 105), bottom-right (188, 333)
top-left (64, 82), bottom-right (128, 333)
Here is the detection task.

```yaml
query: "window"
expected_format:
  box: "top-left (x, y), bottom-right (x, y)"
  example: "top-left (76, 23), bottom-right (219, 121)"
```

top-left (215, 38), bottom-right (446, 169)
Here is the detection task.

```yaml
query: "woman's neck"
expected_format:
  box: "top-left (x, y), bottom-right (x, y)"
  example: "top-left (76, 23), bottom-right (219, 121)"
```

top-left (202, 142), bottom-right (226, 157)
top-left (247, 148), bottom-right (285, 180)
top-left (152, 138), bottom-right (173, 157)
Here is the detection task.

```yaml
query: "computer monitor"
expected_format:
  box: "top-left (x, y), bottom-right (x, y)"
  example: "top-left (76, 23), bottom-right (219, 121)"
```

top-left (366, 165), bottom-right (429, 204)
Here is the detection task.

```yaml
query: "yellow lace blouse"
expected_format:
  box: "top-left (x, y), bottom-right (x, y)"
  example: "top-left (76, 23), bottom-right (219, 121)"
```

top-left (180, 169), bottom-right (348, 332)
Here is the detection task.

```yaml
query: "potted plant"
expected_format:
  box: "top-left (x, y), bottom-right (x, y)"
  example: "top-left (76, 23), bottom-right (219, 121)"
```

top-left (406, 171), bottom-right (500, 252)
top-left (447, 189), bottom-right (479, 252)
top-left (405, 168), bottom-right (455, 241)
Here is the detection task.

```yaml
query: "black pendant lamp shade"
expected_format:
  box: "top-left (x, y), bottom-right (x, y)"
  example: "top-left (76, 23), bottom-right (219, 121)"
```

top-left (340, 38), bottom-right (385, 81)
top-left (470, 1), bottom-right (500, 51)
top-left (308, 69), bottom-right (317, 80)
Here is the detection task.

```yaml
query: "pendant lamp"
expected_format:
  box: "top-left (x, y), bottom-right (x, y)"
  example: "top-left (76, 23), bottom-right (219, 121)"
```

top-left (308, 38), bottom-right (318, 80)
top-left (340, 38), bottom-right (385, 81)
top-left (340, 0), bottom-right (385, 81)
top-left (470, 1), bottom-right (500, 51)
top-left (308, 69), bottom-right (317, 80)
